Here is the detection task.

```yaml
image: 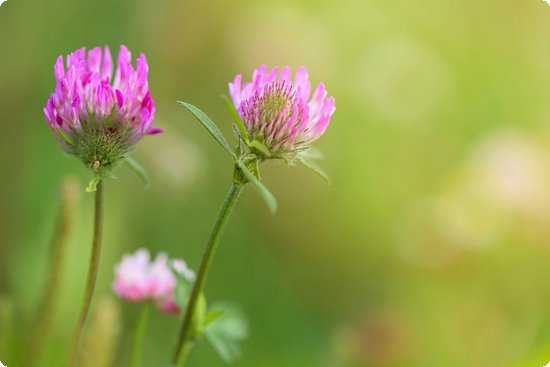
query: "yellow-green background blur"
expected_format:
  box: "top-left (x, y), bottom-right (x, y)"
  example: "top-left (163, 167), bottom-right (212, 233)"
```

top-left (2, 0), bottom-right (550, 366)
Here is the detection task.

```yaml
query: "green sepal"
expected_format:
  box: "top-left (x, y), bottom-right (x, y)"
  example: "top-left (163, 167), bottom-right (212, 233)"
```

top-left (178, 101), bottom-right (235, 158)
top-left (236, 160), bottom-right (277, 213)
top-left (299, 146), bottom-right (324, 159)
top-left (297, 157), bottom-right (331, 184)
top-left (56, 127), bottom-right (75, 146)
top-left (248, 140), bottom-right (271, 157)
top-left (125, 157), bottom-right (150, 188)
top-left (85, 176), bottom-right (101, 193)
top-left (221, 95), bottom-right (250, 143)
top-left (204, 302), bottom-right (248, 363)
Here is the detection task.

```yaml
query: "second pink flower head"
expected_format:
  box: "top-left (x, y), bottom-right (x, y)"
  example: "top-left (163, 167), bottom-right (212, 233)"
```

top-left (113, 248), bottom-right (195, 314)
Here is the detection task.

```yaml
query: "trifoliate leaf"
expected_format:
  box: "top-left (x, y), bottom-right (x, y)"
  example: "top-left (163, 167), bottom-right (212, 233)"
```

top-left (221, 95), bottom-right (250, 143)
top-left (178, 101), bottom-right (235, 157)
top-left (205, 302), bottom-right (248, 363)
top-left (236, 160), bottom-right (277, 213)
top-left (204, 309), bottom-right (225, 327)
top-left (125, 157), bottom-right (150, 188)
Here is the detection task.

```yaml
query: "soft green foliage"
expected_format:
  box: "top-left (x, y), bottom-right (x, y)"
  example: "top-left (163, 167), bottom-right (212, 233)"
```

top-left (203, 309), bottom-right (225, 327)
top-left (205, 302), bottom-right (249, 363)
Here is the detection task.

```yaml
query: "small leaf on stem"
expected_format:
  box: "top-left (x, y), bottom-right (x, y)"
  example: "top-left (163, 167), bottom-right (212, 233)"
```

top-left (178, 101), bottom-right (235, 157)
top-left (125, 157), bottom-right (150, 188)
top-left (204, 309), bottom-right (225, 327)
top-left (297, 157), bottom-right (331, 184)
top-left (205, 302), bottom-right (248, 363)
top-left (85, 176), bottom-right (101, 193)
top-left (236, 160), bottom-right (277, 213)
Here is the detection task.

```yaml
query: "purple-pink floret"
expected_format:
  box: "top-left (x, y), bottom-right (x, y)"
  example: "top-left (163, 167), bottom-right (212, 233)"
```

top-left (112, 249), bottom-right (195, 314)
top-left (229, 65), bottom-right (335, 155)
top-left (43, 45), bottom-right (161, 151)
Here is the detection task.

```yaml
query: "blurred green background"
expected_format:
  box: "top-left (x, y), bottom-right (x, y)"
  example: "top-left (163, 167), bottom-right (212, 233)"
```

top-left (2, 0), bottom-right (550, 366)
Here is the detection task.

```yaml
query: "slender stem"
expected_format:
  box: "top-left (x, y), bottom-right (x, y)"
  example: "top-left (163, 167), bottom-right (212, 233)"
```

top-left (130, 304), bottom-right (150, 367)
top-left (67, 180), bottom-right (105, 367)
top-left (28, 178), bottom-right (78, 367)
top-left (172, 183), bottom-right (244, 366)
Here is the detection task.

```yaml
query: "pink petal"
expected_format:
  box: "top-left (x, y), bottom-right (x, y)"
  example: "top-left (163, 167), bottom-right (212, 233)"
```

top-left (229, 74), bottom-right (242, 106)
top-left (294, 67), bottom-right (311, 101)
top-left (101, 46), bottom-right (113, 81)
top-left (88, 47), bottom-right (102, 73)
top-left (54, 56), bottom-right (65, 81)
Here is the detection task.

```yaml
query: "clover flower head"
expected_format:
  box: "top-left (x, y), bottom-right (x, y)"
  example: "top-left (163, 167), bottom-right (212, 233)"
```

top-left (112, 249), bottom-right (194, 314)
top-left (44, 45), bottom-right (161, 177)
top-left (229, 65), bottom-right (335, 158)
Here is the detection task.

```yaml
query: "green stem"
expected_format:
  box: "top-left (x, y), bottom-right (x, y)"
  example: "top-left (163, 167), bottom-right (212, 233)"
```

top-left (28, 178), bottom-right (78, 367)
top-left (67, 180), bottom-right (105, 367)
top-left (172, 182), bottom-right (244, 366)
top-left (130, 304), bottom-right (150, 367)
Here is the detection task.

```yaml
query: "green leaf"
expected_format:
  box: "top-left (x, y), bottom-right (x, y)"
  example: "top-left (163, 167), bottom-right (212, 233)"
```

top-left (248, 140), bottom-right (271, 157)
top-left (205, 302), bottom-right (248, 363)
top-left (204, 309), bottom-right (225, 327)
top-left (298, 146), bottom-right (324, 160)
top-left (297, 157), bottom-right (331, 184)
top-left (236, 160), bottom-right (277, 213)
top-left (178, 100), bottom-right (235, 157)
top-left (125, 157), bottom-right (150, 188)
top-left (85, 176), bottom-right (101, 193)
top-left (221, 95), bottom-right (250, 143)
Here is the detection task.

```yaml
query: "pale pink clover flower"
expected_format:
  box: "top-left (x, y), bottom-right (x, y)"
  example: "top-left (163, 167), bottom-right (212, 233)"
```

top-left (113, 249), bottom-right (195, 314)
top-left (229, 65), bottom-right (335, 157)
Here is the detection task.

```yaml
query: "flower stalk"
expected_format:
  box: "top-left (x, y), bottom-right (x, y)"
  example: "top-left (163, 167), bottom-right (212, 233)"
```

top-left (67, 180), bottom-right (105, 367)
top-left (172, 65), bottom-right (334, 365)
top-left (172, 180), bottom-right (244, 366)
top-left (130, 304), bottom-right (150, 367)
